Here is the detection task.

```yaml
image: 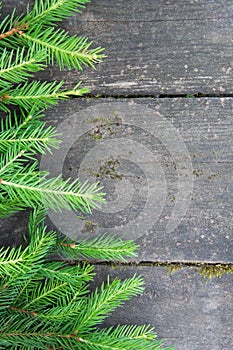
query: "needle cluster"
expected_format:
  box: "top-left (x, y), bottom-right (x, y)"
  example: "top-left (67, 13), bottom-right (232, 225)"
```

top-left (0, 208), bottom-right (173, 349)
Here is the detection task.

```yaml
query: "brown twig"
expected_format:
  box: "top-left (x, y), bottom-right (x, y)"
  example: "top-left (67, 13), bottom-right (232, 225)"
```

top-left (7, 305), bottom-right (38, 317)
top-left (59, 242), bottom-right (77, 248)
top-left (0, 23), bottom-right (28, 40)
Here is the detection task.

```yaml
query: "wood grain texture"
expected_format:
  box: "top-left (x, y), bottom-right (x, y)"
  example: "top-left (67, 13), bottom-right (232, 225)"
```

top-left (1, 98), bottom-right (232, 263)
top-left (92, 265), bottom-right (233, 350)
top-left (0, 2), bottom-right (232, 348)
top-left (2, 0), bottom-right (233, 95)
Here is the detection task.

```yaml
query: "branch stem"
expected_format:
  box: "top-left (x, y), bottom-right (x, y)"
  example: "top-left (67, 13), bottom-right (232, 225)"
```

top-left (0, 24), bottom-right (28, 40)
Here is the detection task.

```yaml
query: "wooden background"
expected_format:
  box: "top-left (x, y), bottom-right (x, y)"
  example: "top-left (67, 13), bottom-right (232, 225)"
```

top-left (1, 1), bottom-right (233, 349)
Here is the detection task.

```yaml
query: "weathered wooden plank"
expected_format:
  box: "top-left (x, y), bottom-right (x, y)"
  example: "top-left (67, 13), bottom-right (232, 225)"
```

top-left (81, 0), bottom-right (233, 21)
top-left (4, 0), bottom-right (233, 21)
top-left (92, 265), bottom-right (233, 350)
top-left (1, 98), bottom-right (232, 263)
top-left (2, 0), bottom-right (233, 95)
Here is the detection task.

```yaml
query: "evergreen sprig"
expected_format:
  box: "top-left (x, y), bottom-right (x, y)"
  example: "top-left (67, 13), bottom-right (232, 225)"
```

top-left (0, 47), bottom-right (46, 85)
top-left (0, 144), bottom-right (105, 215)
top-left (22, 27), bottom-right (104, 70)
top-left (0, 111), bottom-right (60, 154)
top-left (0, 81), bottom-right (89, 112)
top-left (57, 234), bottom-right (138, 261)
top-left (1, 167), bottom-right (105, 213)
top-left (0, 0), bottom-right (104, 71)
top-left (24, 0), bottom-right (90, 26)
top-left (0, 208), bottom-right (172, 349)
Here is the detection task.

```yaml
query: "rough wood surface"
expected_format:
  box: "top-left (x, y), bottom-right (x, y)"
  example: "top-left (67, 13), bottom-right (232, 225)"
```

top-left (1, 98), bottom-right (232, 263)
top-left (2, 0), bottom-right (233, 95)
top-left (92, 265), bottom-right (233, 350)
top-left (0, 2), bottom-right (232, 349)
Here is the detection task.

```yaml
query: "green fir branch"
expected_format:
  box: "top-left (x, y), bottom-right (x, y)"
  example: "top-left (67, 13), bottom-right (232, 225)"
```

top-left (24, 0), bottom-right (90, 26)
top-left (0, 81), bottom-right (89, 111)
top-left (0, 208), bottom-right (172, 349)
top-left (0, 167), bottom-right (105, 213)
top-left (0, 147), bottom-right (30, 176)
top-left (74, 325), bottom-right (166, 350)
top-left (0, 149), bottom-right (104, 215)
top-left (21, 278), bottom-right (73, 311)
top-left (40, 261), bottom-right (94, 285)
top-left (0, 226), bottom-right (56, 281)
top-left (0, 18), bottom-right (104, 71)
top-left (57, 234), bottom-right (138, 261)
top-left (0, 111), bottom-right (61, 154)
top-left (0, 47), bottom-right (46, 84)
top-left (21, 26), bottom-right (105, 70)
top-left (30, 207), bottom-right (138, 262)
top-left (27, 205), bottom-right (48, 234)
top-left (74, 275), bottom-right (144, 332)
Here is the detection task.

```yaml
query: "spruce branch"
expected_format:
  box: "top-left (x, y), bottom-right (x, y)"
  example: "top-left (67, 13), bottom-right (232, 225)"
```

top-left (75, 325), bottom-right (168, 350)
top-left (0, 170), bottom-right (105, 214)
top-left (0, 81), bottom-right (89, 112)
top-left (0, 0), bottom-right (104, 216)
top-left (0, 145), bottom-right (105, 216)
top-left (0, 225), bottom-right (56, 281)
top-left (0, 47), bottom-right (46, 84)
top-left (0, 22), bottom-right (27, 40)
top-left (40, 261), bottom-right (94, 285)
top-left (28, 205), bottom-right (48, 230)
top-left (0, 4), bottom-right (104, 71)
top-left (0, 148), bottom-right (37, 216)
top-left (21, 278), bottom-right (74, 311)
top-left (21, 27), bottom-right (104, 70)
top-left (57, 234), bottom-right (138, 261)
top-left (0, 111), bottom-right (61, 154)
top-left (31, 207), bottom-right (139, 262)
top-left (24, 0), bottom-right (90, 26)
top-left (0, 147), bottom-right (29, 176)
top-left (74, 275), bottom-right (144, 332)
top-left (0, 208), bottom-right (172, 349)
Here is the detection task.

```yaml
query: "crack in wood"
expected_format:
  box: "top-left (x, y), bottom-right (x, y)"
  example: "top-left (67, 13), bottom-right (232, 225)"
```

top-left (69, 93), bottom-right (233, 99)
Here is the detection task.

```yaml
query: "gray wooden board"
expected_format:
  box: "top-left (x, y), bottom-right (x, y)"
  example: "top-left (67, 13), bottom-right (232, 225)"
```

top-left (2, 0), bottom-right (233, 96)
top-left (1, 98), bottom-right (232, 263)
top-left (1, 3), bottom-right (233, 349)
top-left (91, 265), bottom-right (233, 350)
